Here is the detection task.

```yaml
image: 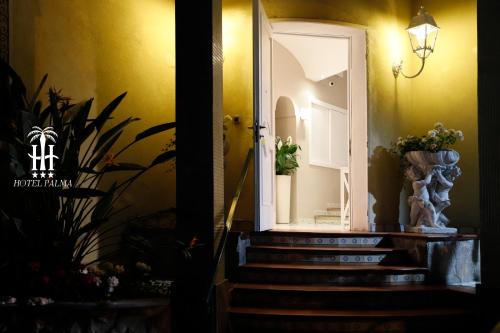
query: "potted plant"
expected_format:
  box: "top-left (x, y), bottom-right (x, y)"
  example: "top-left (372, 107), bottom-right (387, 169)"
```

top-left (275, 136), bottom-right (300, 224)
top-left (392, 123), bottom-right (464, 233)
top-left (0, 59), bottom-right (176, 301)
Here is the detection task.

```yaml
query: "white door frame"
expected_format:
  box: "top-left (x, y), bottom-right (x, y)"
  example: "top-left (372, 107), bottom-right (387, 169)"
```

top-left (254, 16), bottom-right (369, 231)
top-left (270, 21), bottom-right (368, 231)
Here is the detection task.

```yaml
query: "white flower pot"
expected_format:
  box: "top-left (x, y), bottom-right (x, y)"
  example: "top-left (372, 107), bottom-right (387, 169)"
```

top-left (276, 175), bottom-right (292, 224)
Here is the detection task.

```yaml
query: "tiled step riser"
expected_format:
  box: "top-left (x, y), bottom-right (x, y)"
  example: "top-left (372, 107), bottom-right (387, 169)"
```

top-left (247, 251), bottom-right (402, 264)
top-left (230, 316), bottom-right (474, 333)
top-left (251, 235), bottom-right (387, 248)
top-left (238, 270), bottom-right (425, 285)
top-left (231, 290), bottom-right (469, 310)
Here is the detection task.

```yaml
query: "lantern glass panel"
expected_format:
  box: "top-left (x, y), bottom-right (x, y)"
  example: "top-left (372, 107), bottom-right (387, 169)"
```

top-left (407, 23), bottom-right (439, 59)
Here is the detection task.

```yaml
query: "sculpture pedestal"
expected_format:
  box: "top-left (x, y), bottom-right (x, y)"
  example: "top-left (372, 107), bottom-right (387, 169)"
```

top-left (404, 225), bottom-right (457, 234)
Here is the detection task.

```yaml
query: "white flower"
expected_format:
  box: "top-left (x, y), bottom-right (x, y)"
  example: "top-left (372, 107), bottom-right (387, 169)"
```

top-left (277, 140), bottom-right (283, 150)
top-left (39, 297), bottom-right (53, 306)
top-left (27, 297), bottom-right (54, 306)
top-left (434, 122), bottom-right (443, 129)
top-left (443, 129), bottom-right (449, 135)
top-left (107, 276), bottom-right (120, 294)
top-left (422, 138), bottom-right (427, 143)
top-left (94, 276), bottom-right (102, 287)
top-left (287, 136), bottom-right (293, 144)
top-left (427, 130), bottom-right (437, 137)
top-left (456, 130), bottom-right (464, 141)
top-left (107, 276), bottom-right (119, 288)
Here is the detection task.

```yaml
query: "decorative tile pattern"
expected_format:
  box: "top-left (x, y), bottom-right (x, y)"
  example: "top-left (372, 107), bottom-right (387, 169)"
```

top-left (251, 235), bottom-right (384, 248)
top-left (246, 252), bottom-right (387, 264)
top-left (240, 270), bottom-right (426, 285)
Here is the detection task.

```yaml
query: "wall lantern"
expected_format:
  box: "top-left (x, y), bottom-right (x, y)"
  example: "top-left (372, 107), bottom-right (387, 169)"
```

top-left (392, 6), bottom-right (439, 79)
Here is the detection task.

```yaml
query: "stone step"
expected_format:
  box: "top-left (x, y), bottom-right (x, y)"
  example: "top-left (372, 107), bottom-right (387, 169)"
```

top-left (250, 231), bottom-right (391, 248)
top-left (314, 215), bottom-right (342, 224)
top-left (246, 245), bottom-right (409, 264)
top-left (229, 307), bottom-right (474, 333)
top-left (230, 283), bottom-right (476, 310)
top-left (237, 263), bottom-right (427, 285)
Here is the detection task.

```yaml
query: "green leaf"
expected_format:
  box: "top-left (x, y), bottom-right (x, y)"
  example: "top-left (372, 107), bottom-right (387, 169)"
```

top-left (48, 88), bottom-right (62, 131)
top-left (91, 182), bottom-right (117, 222)
top-left (106, 163), bottom-right (147, 172)
top-left (80, 92), bottom-right (127, 143)
top-left (150, 150), bottom-right (176, 167)
top-left (135, 122), bottom-right (176, 142)
top-left (89, 131), bottom-right (123, 169)
top-left (277, 154), bottom-right (285, 168)
top-left (28, 74), bottom-right (48, 113)
top-left (94, 117), bottom-right (140, 152)
top-left (39, 105), bottom-right (52, 125)
top-left (69, 99), bottom-right (94, 139)
top-left (59, 188), bottom-right (107, 198)
top-left (32, 101), bottom-right (42, 117)
top-left (96, 92), bottom-right (128, 132)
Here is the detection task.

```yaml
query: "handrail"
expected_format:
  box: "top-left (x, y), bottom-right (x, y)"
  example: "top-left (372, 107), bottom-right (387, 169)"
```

top-left (206, 148), bottom-right (254, 304)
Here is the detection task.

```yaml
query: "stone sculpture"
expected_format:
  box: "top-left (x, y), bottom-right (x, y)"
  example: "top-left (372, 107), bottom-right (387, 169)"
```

top-left (404, 150), bottom-right (461, 234)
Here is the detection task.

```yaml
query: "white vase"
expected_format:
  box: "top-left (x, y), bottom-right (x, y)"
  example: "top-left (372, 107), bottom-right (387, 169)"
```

top-left (404, 150), bottom-right (461, 233)
top-left (276, 175), bottom-right (292, 224)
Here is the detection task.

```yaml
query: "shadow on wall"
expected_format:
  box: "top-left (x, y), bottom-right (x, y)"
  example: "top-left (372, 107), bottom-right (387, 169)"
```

top-left (368, 146), bottom-right (405, 229)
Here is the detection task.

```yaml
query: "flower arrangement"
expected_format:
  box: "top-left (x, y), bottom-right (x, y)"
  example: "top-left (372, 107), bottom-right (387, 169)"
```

top-left (0, 259), bottom-right (172, 304)
top-left (392, 122), bottom-right (464, 158)
top-left (275, 136), bottom-right (301, 175)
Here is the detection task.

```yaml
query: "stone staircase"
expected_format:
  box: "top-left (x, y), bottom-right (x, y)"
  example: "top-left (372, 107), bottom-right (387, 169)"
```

top-left (228, 231), bottom-right (477, 333)
top-left (314, 207), bottom-right (345, 225)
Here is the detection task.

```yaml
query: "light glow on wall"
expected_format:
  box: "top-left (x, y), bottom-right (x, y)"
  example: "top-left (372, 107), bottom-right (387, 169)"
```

top-left (387, 27), bottom-right (404, 66)
top-left (223, 8), bottom-right (247, 56)
top-left (299, 107), bottom-right (311, 121)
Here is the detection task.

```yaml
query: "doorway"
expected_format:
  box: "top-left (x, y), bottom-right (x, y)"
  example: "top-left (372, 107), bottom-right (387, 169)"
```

top-left (253, 2), bottom-right (368, 232)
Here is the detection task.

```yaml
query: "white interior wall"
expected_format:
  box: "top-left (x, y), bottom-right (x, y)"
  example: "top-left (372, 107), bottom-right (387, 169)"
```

top-left (273, 40), bottom-right (348, 223)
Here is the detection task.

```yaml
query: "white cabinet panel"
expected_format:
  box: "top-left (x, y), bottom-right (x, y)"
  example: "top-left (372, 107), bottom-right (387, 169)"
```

top-left (310, 100), bottom-right (348, 169)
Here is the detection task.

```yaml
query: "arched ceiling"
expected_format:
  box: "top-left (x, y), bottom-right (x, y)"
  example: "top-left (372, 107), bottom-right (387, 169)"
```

top-left (273, 33), bottom-right (349, 82)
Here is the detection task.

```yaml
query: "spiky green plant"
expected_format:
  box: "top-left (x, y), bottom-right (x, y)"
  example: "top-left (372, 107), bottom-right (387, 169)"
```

top-left (0, 60), bottom-right (175, 296)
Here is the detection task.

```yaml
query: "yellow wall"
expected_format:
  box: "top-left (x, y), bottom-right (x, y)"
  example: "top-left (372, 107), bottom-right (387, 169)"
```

top-left (11, 0), bottom-right (477, 228)
top-left (222, 0), bottom-right (255, 220)
top-left (222, 0), bottom-right (479, 228)
top-left (11, 0), bottom-right (176, 217)
top-left (403, 0), bottom-right (479, 228)
top-left (223, 0), bottom-right (414, 225)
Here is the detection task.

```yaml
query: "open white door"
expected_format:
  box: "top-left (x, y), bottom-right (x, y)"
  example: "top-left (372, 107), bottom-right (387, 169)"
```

top-left (253, 0), bottom-right (275, 231)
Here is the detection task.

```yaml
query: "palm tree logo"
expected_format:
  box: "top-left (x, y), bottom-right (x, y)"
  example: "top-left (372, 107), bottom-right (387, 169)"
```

top-left (27, 126), bottom-right (59, 172)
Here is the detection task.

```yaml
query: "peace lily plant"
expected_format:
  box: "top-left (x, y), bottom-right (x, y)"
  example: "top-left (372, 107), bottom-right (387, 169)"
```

top-left (275, 136), bottom-right (301, 175)
top-left (275, 136), bottom-right (300, 224)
